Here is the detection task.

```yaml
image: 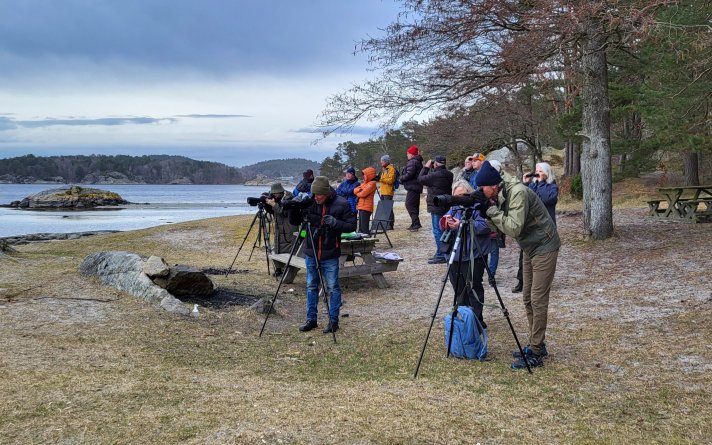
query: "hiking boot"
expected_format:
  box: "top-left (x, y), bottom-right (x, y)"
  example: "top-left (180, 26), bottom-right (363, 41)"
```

top-left (511, 282), bottom-right (523, 293)
top-left (427, 256), bottom-right (447, 264)
top-left (299, 319), bottom-right (318, 332)
top-left (512, 352), bottom-right (544, 369)
top-left (322, 320), bottom-right (339, 333)
top-left (407, 223), bottom-right (422, 231)
top-left (513, 344), bottom-right (548, 359)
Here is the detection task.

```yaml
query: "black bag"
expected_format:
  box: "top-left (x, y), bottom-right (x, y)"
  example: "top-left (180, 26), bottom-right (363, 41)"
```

top-left (439, 230), bottom-right (453, 254)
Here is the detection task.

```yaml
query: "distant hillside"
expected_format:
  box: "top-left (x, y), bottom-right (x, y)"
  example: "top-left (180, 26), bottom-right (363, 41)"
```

top-left (0, 154), bottom-right (319, 185)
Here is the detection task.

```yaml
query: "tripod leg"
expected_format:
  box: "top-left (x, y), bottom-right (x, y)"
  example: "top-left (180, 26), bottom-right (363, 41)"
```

top-left (225, 210), bottom-right (260, 278)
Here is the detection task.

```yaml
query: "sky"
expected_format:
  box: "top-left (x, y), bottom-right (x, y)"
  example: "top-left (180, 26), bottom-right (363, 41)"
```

top-left (0, 0), bottom-right (404, 167)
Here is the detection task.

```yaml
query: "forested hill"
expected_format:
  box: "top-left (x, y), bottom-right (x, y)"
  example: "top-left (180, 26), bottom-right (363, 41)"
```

top-left (0, 154), bottom-right (320, 185)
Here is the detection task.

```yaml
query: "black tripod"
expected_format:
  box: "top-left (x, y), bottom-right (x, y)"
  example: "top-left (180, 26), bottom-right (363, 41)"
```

top-left (414, 206), bottom-right (531, 377)
top-left (225, 203), bottom-right (273, 277)
top-left (259, 211), bottom-right (337, 343)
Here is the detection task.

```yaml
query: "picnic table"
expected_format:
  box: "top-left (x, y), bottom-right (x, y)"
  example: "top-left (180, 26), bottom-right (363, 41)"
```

top-left (269, 237), bottom-right (401, 289)
top-left (647, 185), bottom-right (712, 223)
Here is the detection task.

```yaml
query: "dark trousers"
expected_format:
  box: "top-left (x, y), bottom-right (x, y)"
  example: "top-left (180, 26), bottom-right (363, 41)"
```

top-left (405, 190), bottom-right (421, 227)
top-left (448, 257), bottom-right (487, 326)
top-left (516, 249), bottom-right (523, 284)
top-left (381, 195), bottom-right (395, 229)
top-left (358, 210), bottom-right (371, 234)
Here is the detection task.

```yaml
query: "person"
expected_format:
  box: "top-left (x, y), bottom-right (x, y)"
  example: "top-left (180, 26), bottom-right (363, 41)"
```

top-left (400, 145), bottom-right (424, 231)
top-left (512, 161), bottom-right (559, 293)
top-left (336, 166), bottom-right (360, 215)
top-left (264, 182), bottom-right (297, 251)
top-left (376, 154), bottom-right (397, 229)
top-left (439, 180), bottom-right (491, 327)
top-left (468, 152), bottom-right (486, 190)
top-left (418, 154), bottom-right (454, 264)
top-left (456, 155), bottom-right (476, 184)
top-left (293, 169), bottom-right (315, 196)
top-left (353, 167), bottom-right (377, 234)
top-left (486, 160), bottom-right (505, 286)
top-left (474, 161), bottom-right (560, 369)
top-left (287, 176), bottom-right (357, 333)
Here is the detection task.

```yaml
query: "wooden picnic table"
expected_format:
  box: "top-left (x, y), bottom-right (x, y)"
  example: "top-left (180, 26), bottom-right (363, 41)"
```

top-left (269, 237), bottom-right (401, 289)
top-left (647, 185), bottom-right (712, 223)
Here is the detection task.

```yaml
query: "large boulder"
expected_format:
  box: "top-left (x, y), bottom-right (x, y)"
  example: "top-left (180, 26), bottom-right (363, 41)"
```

top-left (152, 265), bottom-right (215, 297)
top-left (9, 185), bottom-right (128, 209)
top-left (79, 251), bottom-right (190, 315)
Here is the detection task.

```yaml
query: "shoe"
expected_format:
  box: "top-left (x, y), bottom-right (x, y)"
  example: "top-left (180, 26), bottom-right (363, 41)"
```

top-left (512, 352), bottom-right (544, 369)
top-left (427, 257), bottom-right (447, 264)
top-left (511, 282), bottom-right (523, 293)
top-left (299, 319), bottom-right (318, 332)
top-left (488, 276), bottom-right (496, 287)
top-left (407, 224), bottom-right (422, 231)
top-left (323, 320), bottom-right (339, 333)
top-left (513, 344), bottom-right (548, 359)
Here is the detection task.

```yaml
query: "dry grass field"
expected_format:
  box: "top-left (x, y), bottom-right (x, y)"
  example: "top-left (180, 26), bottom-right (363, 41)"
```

top-left (1, 180), bottom-right (711, 444)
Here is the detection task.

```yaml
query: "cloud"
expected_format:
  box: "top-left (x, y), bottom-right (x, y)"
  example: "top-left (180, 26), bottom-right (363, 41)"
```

top-left (175, 114), bottom-right (251, 119)
top-left (292, 126), bottom-right (384, 137)
top-left (0, 116), bottom-right (175, 130)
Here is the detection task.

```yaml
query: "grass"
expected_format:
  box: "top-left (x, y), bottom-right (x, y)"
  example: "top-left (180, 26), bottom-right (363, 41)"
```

top-left (1, 183), bottom-right (711, 444)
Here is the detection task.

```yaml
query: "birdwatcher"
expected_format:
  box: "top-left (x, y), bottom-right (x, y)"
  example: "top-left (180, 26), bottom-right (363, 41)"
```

top-left (473, 161), bottom-right (560, 369)
top-left (377, 154), bottom-right (397, 229)
top-left (287, 176), bottom-right (357, 333)
top-left (264, 182), bottom-right (297, 276)
top-left (400, 145), bottom-right (424, 231)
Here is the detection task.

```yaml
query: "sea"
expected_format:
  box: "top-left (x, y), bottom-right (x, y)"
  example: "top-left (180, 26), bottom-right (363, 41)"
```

top-left (0, 184), bottom-right (272, 238)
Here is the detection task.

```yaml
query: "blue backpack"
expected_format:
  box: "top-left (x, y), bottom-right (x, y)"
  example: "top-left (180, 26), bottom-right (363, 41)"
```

top-left (443, 306), bottom-right (488, 360)
top-left (393, 167), bottom-right (401, 190)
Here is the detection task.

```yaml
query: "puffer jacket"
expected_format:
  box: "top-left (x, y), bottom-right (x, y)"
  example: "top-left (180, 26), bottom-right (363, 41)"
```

top-left (528, 180), bottom-right (558, 226)
top-left (336, 177), bottom-right (360, 214)
top-left (417, 165), bottom-right (454, 213)
top-left (378, 163), bottom-right (397, 196)
top-left (353, 167), bottom-right (377, 212)
top-left (287, 188), bottom-right (357, 260)
top-left (400, 155), bottom-right (424, 193)
top-left (485, 172), bottom-right (560, 257)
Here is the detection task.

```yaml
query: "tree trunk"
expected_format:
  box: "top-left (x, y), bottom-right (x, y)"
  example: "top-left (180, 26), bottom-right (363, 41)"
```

top-left (683, 152), bottom-right (699, 186)
top-left (580, 16), bottom-right (614, 240)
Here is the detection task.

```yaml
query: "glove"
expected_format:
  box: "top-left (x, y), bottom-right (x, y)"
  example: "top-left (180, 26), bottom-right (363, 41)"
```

top-left (472, 190), bottom-right (491, 215)
top-left (323, 215), bottom-right (337, 228)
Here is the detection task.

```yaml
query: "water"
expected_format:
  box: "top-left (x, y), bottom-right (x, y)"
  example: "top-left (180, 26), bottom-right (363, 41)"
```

top-left (0, 184), bottom-right (273, 237)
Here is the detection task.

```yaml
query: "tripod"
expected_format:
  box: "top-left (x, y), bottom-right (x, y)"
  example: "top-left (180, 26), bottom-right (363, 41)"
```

top-left (414, 206), bottom-right (531, 377)
top-left (225, 203), bottom-right (273, 278)
top-left (259, 211), bottom-right (337, 343)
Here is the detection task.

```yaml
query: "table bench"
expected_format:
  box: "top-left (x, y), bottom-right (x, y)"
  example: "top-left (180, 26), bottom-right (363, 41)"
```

top-left (269, 238), bottom-right (401, 289)
top-left (648, 185), bottom-right (712, 223)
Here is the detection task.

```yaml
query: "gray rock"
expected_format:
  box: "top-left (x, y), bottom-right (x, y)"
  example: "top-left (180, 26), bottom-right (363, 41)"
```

top-left (152, 265), bottom-right (215, 297)
top-left (9, 185), bottom-right (128, 209)
top-left (79, 251), bottom-right (190, 316)
top-left (143, 255), bottom-right (170, 278)
top-left (250, 297), bottom-right (279, 315)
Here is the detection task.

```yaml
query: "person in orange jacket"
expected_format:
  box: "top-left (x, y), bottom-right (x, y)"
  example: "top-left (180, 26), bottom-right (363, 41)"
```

top-left (353, 166), bottom-right (378, 234)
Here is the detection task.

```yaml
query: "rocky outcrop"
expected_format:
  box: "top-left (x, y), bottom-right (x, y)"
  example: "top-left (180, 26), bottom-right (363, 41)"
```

top-left (152, 265), bottom-right (215, 297)
top-left (0, 230), bottom-right (120, 245)
top-left (79, 251), bottom-right (190, 315)
top-left (7, 185), bottom-right (128, 209)
top-left (143, 256), bottom-right (170, 278)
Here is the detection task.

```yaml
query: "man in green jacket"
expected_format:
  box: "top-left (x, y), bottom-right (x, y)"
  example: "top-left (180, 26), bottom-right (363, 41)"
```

top-left (474, 161), bottom-right (560, 369)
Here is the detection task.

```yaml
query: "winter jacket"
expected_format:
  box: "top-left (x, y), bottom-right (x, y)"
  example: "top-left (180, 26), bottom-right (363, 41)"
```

top-left (293, 178), bottom-right (313, 196)
top-left (439, 204), bottom-right (491, 261)
top-left (378, 163), bottom-right (397, 197)
top-left (336, 177), bottom-right (360, 214)
top-left (417, 165), bottom-right (454, 213)
top-left (400, 155), bottom-right (424, 193)
top-left (528, 181), bottom-right (559, 226)
top-left (485, 172), bottom-right (560, 257)
top-left (287, 188), bottom-right (357, 261)
top-left (269, 191), bottom-right (298, 254)
top-left (353, 167), bottom-right (377, 213)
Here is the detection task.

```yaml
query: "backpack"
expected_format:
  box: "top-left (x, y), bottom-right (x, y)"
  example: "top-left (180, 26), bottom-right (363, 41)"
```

top-left (443, 306), bottom-right (488, 360)
top-left (393, 166), bottom-right (401, 190)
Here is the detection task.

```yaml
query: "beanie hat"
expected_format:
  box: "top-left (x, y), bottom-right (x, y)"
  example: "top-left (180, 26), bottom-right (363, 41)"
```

top-left (475, 161), bottom-right (503, 187)
top-left (381, 154), bottom-right (391, 163)
top-left (270, 183), bottom-right (285, 194)
top-left (344, 166), bottom-right (356, 175)
top-left (434, 155), bottom-right (446, 164)
top-left (311, 176), bottom-right (331, 195)
top-left (407, 145), bottom-right (419, 155)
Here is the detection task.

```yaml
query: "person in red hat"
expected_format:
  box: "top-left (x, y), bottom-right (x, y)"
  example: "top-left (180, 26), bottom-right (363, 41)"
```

top-left (400, 145), bottom-right (424, 230)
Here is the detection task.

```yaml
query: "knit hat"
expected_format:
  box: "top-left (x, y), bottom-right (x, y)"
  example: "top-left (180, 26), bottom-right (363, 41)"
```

top-left (311, 176), bottom-right (331, 195)
top-left (303, 169), bottom-right (314, 180)
top-left (381, 154), bottom-right (391, 163)
top-left (434, 155), bottom-right (446, 165)
top-left (270, 183), bottom-right (285, 194)
top-left (475, 161), bottom-right (503, 187)
top-left (407, 145), bottom-right (419, 155)
top-left (344, 166), bottom-right (356, 175)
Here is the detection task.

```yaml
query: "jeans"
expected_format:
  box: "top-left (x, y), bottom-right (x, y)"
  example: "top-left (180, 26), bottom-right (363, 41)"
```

top-left (431, 212), bottom-right (445, 259)
top-left (305, 256), bottom-right (341, 322)
top-left (488, 242), bottom-right (500, 276)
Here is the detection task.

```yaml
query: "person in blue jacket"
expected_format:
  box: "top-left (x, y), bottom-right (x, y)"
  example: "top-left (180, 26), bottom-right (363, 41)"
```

top-left (335, 166), bottom-right (360, 214)
top-left (512, 162), bottom-right (558, 293)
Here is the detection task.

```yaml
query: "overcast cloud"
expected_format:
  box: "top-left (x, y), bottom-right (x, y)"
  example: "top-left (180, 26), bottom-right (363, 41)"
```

top-left (0, 0), bottom-right (401, 166)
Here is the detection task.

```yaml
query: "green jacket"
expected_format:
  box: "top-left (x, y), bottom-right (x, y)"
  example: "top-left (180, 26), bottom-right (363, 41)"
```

top-left (485, 172), bottom-right (560, 257)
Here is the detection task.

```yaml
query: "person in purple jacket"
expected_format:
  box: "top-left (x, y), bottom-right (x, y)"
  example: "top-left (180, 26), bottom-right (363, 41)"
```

top-left (512, 162), bottom-right (558, 293)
